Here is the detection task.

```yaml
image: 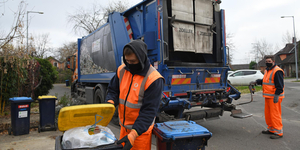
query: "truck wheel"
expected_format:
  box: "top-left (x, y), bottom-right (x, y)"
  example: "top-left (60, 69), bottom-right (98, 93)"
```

top-left (94, 85), bottom-right (106, 103)
top-left (71, 83), bottom-right (78, 98)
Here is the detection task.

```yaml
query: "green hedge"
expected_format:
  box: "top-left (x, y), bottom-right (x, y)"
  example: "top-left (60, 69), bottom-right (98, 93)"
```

top-left (33, 58), bottom-right (58, 100)
top-left (55, 69), bottom-right (73, 84)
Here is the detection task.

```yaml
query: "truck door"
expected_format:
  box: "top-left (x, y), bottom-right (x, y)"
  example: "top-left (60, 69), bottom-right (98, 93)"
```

top-left (171, 0), bottom-right (213, 54)
top-left (164, 0), bottom-right (223, 65)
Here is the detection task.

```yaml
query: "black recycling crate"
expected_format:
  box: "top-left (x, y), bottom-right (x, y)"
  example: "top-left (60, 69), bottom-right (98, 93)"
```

top-left (153, 120), bottom-right (212, 150)
top-left (55, 104), bottom-right (122, 150)
top-left (55, 136), bottom-right (123, 150)
top-left (37, 95), bottom-right (57, 132)
top-left (9, 97), bottom-right (34, 136)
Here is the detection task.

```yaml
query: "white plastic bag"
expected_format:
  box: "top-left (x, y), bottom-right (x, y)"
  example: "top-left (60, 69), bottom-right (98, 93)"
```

top-left (62, 125), bottom-right (117, 149)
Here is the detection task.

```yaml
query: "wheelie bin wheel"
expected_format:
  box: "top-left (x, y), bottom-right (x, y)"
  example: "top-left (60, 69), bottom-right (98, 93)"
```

top-left (38, 125), bottom-right (41, 133)
top-left (8, 127), bottom-right (12, 135)
top-left (54, 124), bottom-right (57, 131)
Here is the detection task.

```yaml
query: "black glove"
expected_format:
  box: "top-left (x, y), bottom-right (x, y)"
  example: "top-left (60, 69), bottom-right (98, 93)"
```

top-left (273, 95), bottom-right (279, 103)
top-left (117, 135), bottom-right (133, 150)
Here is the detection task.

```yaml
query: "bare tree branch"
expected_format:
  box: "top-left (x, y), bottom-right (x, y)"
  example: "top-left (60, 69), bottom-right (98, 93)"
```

top-left (252, 39), bottom-right (275, 62)
top-left (0, 1), bottom-right (26, 52)
top-left (55, 42), bottom-right (77, 62)
top-left (226, 32), bottom-right (235, 65)
top-left (282, 30), bottom-right (293, 44)
top-left (29, 33), bottom-right (51, 58)
top-left (67, 1), bottom-right (129, 35)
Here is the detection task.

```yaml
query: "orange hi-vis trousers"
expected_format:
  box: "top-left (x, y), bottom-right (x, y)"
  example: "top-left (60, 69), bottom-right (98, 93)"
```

top-left (265, 97), bottom-right (283, 136)
top-left (120, 126), bottom-right (153, 150)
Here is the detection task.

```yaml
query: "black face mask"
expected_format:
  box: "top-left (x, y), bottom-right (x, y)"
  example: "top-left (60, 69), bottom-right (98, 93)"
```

top-left (266, 63), bottom-right (273, 68)
top-left (128, 63), bottom-right (142, 74)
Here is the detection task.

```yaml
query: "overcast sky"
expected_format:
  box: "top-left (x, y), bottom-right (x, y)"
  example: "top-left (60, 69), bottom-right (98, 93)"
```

top-left (1, 0), bottom-right (300, 64)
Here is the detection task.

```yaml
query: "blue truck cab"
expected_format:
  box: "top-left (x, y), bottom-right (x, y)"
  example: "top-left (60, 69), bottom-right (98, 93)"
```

top-left (70, 0), bottom-right (248, 122)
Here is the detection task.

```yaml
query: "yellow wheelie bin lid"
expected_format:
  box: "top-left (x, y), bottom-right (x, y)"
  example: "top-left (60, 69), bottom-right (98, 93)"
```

top-left (57, 104), bottom-right (115, 132)
top-left (38, 95), bottom-right (57, 100)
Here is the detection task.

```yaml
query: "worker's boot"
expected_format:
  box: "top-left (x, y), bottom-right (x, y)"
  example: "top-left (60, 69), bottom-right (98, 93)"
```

top-left (261, 130), bottom-right (274, 134)
top-left (270, 134), bottom-right (283, 139)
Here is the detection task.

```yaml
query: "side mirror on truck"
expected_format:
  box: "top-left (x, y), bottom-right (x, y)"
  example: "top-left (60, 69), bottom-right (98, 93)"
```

top-left (66, 55), bottom-right (76, 71)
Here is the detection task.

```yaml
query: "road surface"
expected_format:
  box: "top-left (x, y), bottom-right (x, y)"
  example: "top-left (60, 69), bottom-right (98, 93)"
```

top-left (0, 80), bottom-right (299, 149)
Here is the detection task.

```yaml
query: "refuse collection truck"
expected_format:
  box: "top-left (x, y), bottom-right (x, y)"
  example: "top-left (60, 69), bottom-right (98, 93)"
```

top-left (66, 0), bottom-right (252, 122)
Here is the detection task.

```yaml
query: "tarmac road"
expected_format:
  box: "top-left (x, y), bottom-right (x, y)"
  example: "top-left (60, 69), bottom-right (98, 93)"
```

top-left (200, 79), bottom-right (300, 150)
top-left (0, 80), bottom-right (299, 150)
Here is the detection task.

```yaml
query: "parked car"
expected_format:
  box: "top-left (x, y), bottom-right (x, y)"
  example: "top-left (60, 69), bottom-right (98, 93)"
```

top-left (228, 71), bottom-right (234, 75)
top-left (227, 70), bottom-right (264, 85)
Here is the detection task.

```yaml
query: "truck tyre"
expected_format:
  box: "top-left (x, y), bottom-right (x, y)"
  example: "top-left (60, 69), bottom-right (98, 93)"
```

top-left (71, 82), bottom-right (78, 98)
top-left (94, 84), bottom-right (106, 103)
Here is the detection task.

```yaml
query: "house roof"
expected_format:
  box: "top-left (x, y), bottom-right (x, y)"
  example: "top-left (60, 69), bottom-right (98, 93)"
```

top-left (275, 43), bottom-right (297, 65)
top-left (47, 57), bottom-right (64, 63)
top-left (258, 42), bottom-right (298, 67)
top-left (230, 64), bottom-right (249, 70)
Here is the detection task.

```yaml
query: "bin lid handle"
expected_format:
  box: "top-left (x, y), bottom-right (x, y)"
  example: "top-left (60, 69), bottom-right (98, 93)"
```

top-left (91, 114), bottom-right (103, 128)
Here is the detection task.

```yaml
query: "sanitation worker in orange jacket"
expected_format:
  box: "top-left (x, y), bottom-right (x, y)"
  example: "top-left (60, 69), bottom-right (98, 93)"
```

top-left (105, 40), bottom-right (164, 150)
top-left (250, 55), bottom-right (284, 139)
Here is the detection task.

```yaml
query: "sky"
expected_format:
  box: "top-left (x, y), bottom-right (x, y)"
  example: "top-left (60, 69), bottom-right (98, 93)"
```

top-left (1, 0), bottom-right (300, 64)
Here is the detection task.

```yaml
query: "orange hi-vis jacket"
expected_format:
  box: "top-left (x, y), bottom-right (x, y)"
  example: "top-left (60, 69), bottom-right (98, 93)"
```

top-left (117, 64), bottom-right (163, 130)
top-left (262, 65), bottom-right (284, 98)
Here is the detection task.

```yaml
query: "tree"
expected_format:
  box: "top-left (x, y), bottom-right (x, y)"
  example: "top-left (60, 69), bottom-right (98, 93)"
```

top-left (249, 61), bottom-right (257, 69)
top-left (226, 32), bottom-right (235, 65)
top-left (33, 58), bottom-right (58, 100)
top-left (67, 0), bottom-right (129, 35)
top-left (282, 30), bottom-right (293, 44)
top-left (55, 42), bottom-right (77, 62)
top-left (0, 1), bottom-right (26, 51)
top-left (252, 39), bottom-right (274, 63)
top-left (29, 33), bottom-right (52, 58)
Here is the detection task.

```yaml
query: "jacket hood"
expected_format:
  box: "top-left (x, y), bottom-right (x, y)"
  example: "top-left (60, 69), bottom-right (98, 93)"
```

top-left (123, 40), bottom-right (149, 74)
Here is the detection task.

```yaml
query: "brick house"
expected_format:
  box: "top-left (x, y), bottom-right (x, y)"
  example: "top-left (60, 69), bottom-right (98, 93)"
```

top-left (230, 64), bottom-right (250, 70)
top-left (48, 57), bottom-right (66, 70)
top-left (258, 42), bottom-right (299, 77)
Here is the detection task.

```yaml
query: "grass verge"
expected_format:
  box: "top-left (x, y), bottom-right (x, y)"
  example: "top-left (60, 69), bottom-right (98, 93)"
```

top-left (235, 85), bottom-right (262, 94)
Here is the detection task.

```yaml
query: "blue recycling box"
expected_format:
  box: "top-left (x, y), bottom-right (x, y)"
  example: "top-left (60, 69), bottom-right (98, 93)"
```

top-left (9, 97), bottom-right (33, 136)
top-left (153, 120), bottom-right (212, 150)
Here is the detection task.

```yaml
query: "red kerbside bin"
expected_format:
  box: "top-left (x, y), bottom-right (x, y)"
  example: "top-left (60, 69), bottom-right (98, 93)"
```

top-left (8, 97), bottom-right (33, 136)
top-left (38, 95), bottom-right (57, 132)
top-left (153, 120), bottom-right (212, 150)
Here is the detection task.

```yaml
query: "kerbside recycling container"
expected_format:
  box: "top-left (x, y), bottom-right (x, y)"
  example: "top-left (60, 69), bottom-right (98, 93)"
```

top-left (153, 120), bottom-right (212, 150)
top-left (55, 104), bottom-right (123, 150)
top-left (38, 95), bottom-right (57, 132)
top-left (65, 80), bottom-right (69, 86)
top-left (8, 97), bottom-right (33, 136)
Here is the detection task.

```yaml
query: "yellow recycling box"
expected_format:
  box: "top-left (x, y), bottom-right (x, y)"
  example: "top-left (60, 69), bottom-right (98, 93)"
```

top-left (57, 104), bottom-right (115, 131)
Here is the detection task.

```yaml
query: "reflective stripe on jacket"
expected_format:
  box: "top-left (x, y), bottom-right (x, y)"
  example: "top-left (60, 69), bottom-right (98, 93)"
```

top-left (117, 64), bottom-right (163, 130)
top-left (262, 66), bottom-right (285, 98)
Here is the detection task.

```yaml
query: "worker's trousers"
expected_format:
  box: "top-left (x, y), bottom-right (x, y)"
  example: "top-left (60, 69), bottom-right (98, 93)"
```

top-left (265, 97), bottom-right (283, 136)
top-left (120, 126), bottom-right (152, 150)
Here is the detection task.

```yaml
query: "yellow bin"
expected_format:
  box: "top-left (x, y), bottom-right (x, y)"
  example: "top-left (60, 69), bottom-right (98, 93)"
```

top-left (57, 104), bottom-right (115, 131)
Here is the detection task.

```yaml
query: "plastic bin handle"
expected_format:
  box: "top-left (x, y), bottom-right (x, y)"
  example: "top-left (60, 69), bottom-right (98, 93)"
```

top-left (91, 114), bottom-right (103, 128)
top-left (162, 122), bottom-right (175, 130)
